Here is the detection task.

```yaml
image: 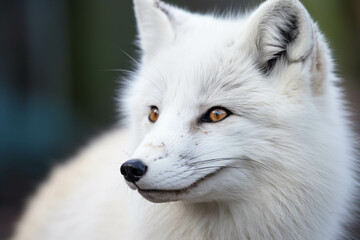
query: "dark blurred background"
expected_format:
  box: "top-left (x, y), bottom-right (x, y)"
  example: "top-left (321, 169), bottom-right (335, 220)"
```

top-left (0, 0), bottom-right (359, 239)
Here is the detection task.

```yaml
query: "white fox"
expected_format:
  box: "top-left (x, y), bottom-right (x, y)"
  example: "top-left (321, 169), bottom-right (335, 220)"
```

top-left (12, 0), bottom-right (357, 239)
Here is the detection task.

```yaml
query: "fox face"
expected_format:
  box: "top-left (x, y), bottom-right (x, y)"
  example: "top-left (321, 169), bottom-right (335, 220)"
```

top-left (120, 0), bottom-right (335, 203)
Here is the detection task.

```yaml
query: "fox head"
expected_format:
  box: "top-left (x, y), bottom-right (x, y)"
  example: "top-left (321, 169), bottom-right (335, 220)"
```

top-left (119, 0), bottom-right (342, 203)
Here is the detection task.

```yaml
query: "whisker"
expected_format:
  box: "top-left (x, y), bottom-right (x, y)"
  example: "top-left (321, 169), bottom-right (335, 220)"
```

top-left (119, 147), bottom-right (131, 157)
top-left (110, 67), bottom-right (158, 89)
top-left (120, 48), bottom-right (141, 67)
top-left (181, 145), bottom-right (200, 159)
top-left (102, 69), bottom-right (136, 74)
top-left (156, 156), bottom-right (268, 183)
top-left (189, 157), bottom-right (268, 169)
top-left (155, 165), bottom-right (252, 186)
top-left (185, 165), bottom-right (249, 173)
top-left (187, 148), bottom-right (229, 161)
top-left (118, 47), bottom-right (168, 90)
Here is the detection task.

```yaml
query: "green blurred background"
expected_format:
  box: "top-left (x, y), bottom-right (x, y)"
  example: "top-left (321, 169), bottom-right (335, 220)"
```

top-left (0, 0), bottom-right (359, 239)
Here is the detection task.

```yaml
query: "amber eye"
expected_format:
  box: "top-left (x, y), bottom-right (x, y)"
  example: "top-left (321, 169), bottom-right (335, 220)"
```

top-left (200, 107), bottom-right (231, 123)
top-left (148, 106), bottom-right (160, 123)
top-left (209, 108), bottom-right (228, 122)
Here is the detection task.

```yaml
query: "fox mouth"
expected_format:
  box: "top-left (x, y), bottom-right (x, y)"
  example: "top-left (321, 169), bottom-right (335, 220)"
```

top-left (136, 168), bottom-right (223, 203)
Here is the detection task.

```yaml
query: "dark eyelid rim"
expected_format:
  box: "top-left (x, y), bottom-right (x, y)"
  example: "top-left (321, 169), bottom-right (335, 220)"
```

top-left (199, 106), bottom-right (232, 123)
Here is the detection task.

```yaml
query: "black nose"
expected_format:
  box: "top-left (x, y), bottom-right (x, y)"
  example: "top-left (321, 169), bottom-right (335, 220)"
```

top-left (120, 159), bottom-right (148, 183)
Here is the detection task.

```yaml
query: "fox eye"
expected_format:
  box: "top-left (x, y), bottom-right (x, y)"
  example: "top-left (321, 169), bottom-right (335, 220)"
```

top-left (200, 107), bottom-right (231, 123)
top-left (148, 106), bottom-right (160, 123)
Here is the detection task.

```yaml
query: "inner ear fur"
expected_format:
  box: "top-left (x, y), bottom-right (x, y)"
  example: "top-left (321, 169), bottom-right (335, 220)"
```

top-left (248, 0), bottom-right (314, 75)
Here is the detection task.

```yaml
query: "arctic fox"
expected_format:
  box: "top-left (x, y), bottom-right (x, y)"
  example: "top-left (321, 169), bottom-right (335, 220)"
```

top-left (12, 0), bottom-right (357, 239)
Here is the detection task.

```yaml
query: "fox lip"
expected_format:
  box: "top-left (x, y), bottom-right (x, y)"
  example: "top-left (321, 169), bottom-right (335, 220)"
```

top-left (136, 167), bottom-right (223, 203)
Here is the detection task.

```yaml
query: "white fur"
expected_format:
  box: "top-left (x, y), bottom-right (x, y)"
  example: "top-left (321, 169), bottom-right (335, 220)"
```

top-left (12, 0), bottom-right (357, 239)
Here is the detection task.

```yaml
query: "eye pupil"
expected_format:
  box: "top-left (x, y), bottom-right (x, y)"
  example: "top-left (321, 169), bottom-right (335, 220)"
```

top-left (149, 107), bottom-right (159, 123)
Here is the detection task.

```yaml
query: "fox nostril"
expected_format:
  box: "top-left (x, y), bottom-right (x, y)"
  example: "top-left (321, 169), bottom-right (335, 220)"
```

top-left (120, 159), bottom-right (148, 183)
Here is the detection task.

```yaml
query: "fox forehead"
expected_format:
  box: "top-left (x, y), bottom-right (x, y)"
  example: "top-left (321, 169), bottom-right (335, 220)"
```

top-left (136, 26), bottom-right (267, 107)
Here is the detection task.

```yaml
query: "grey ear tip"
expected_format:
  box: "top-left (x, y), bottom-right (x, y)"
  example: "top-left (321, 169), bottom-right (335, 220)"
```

top-left (271, 0), bottom-right (301, 3)
top-left (153, 0), bottom-right (167, 9)
top-left (153, 0), bottom-right (160, 8)
top-left (267, 0), bottom-right (304, 8)
top-left (133, 0), bottom-right (164, 9)
top-left (153, 0), bottom-right (175, 21)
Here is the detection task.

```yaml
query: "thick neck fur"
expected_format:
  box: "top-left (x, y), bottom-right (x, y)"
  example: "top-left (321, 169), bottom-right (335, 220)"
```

top-left (138, 182), bottom-right (342, 240)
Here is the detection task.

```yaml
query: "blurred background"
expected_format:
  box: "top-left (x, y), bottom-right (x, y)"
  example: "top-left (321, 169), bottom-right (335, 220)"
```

top-left (0, 0), bottom-right (359, 239)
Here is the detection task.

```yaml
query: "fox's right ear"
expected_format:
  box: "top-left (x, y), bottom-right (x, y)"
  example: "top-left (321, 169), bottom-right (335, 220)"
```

top-left (133, 0), bottom-right (188, 57)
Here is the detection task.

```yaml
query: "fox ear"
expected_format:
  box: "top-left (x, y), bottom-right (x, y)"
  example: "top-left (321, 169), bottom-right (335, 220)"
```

top-left (246, 0), bottom-right (314, 74)
top-left (133, 0), bottom-right (188, 56)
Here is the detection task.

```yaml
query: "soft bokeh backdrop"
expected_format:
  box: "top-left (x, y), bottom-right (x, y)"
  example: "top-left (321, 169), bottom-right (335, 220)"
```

top-left (1, 0), bottom-right (359, 239)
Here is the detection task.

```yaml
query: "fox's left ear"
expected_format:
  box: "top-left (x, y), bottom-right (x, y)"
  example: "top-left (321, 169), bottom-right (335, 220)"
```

top-left (245, 0), bottom-right (315, 74)
top-left (133, 0), bottom-right (189, 57)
